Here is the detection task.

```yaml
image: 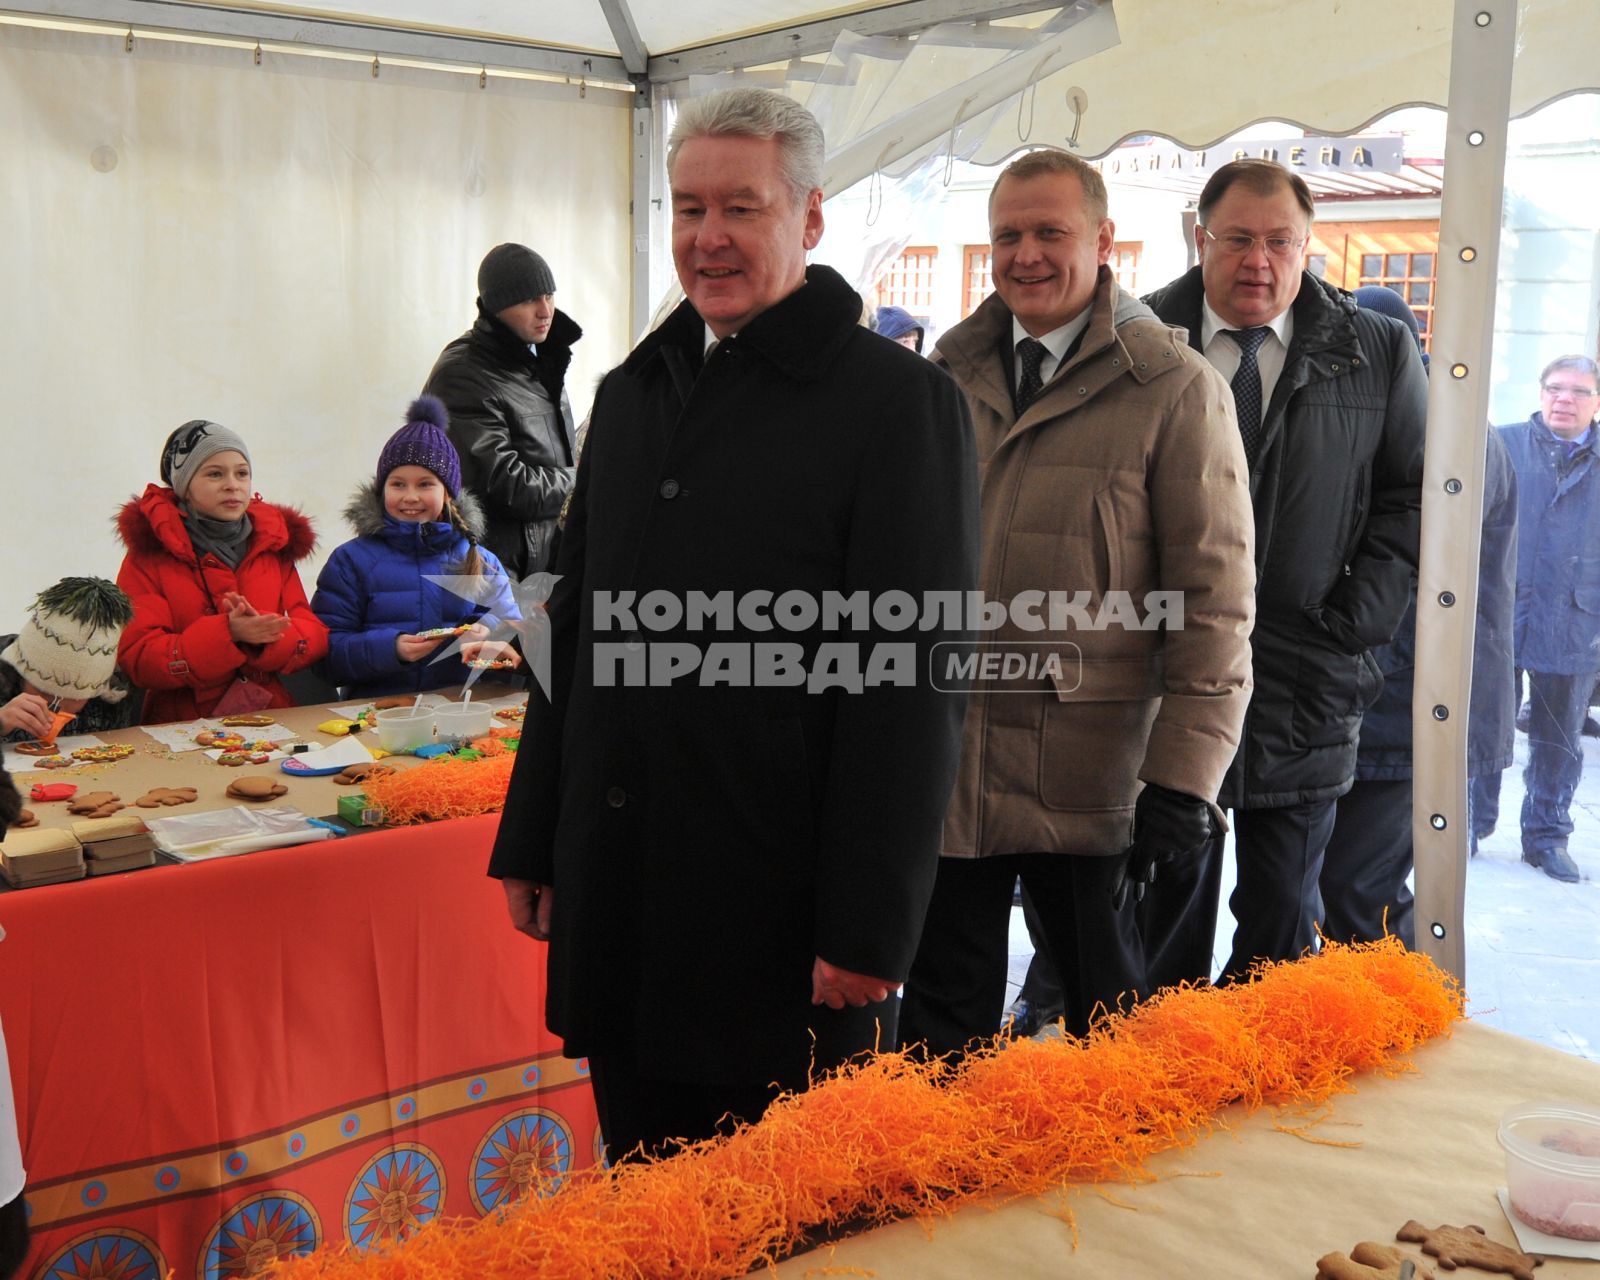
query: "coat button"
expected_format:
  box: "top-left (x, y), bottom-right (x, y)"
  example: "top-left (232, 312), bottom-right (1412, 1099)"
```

top-left (659, 479), bottom-right (681, 499)
top-left (606, 786), bottom-right (627, 808)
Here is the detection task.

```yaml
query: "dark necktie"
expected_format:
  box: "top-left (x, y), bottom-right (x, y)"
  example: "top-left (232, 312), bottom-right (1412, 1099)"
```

top-left (1016, 337), bottom-right (1048, 413)
top-left (1226, 326), bottom-right (1270, 463)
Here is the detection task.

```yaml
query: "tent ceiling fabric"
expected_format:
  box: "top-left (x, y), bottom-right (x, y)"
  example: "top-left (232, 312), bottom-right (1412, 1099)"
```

top-left (150, 0), bottom-right (944, 61)
top-left (42, 0), bottom-right (1600, 122)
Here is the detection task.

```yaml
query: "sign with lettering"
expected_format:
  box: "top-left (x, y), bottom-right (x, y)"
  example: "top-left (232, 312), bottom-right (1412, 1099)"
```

top-left (1091, 136), bottom-right (1406, 179)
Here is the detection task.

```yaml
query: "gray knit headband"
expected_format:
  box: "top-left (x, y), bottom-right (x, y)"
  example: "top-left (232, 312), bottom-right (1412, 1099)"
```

top-left (160, 420), bottom-right (253, 499)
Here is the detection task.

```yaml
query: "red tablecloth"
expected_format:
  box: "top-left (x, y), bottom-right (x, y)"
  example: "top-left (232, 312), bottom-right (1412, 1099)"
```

top-left (0, 815), bottom-right (597, 1279)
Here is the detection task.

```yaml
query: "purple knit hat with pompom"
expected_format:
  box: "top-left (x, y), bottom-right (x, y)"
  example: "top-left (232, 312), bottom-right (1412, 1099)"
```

top-left (376, 396), bottom-right (461, 496)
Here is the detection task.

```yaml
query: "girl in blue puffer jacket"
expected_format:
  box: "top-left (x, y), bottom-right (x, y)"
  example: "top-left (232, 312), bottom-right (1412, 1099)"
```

top-left (311, 397), bottom-right (521, 698)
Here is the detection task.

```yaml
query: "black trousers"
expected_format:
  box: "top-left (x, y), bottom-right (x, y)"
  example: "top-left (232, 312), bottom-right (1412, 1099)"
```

top-left (898, 852), bottom-right (1145, 1056)
top-left (1139, 799), bottom-right (1337, 987)
top-left (0, 1189), bottom-right (27, 1280)
top-left (1015, 884), bottom-right (1065, 1011)
top-left (587, 998), bottom-right (893, 1164)
top-left (1322, 777), bottom-right (1415, 947)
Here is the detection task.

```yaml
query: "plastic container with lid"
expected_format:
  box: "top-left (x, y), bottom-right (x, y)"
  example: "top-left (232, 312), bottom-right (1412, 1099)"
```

top-left (373, 706), bottom-right (437, 754)
top-left (1499, 1101), bottom-right (1600, 1240)
top-left (433, 701), bottom-right (492, 745)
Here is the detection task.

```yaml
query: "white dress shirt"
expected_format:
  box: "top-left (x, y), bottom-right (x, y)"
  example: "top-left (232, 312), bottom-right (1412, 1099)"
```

top-left (1199, 300), bottom-right (1294, 410)
top-left (1011, 309), bottom-right (1092, 398)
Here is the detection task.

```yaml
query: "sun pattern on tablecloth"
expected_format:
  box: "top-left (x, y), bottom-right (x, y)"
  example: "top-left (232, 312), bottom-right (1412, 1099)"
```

top-left (342, 1144), bottom-right (445, 1251)
top-left (197, 1190), bottom-right (321, 1279)
top-left (33, 1227), bottom-right (165, 1280)
top-left (468, 1109), bottom-right (574, 1214)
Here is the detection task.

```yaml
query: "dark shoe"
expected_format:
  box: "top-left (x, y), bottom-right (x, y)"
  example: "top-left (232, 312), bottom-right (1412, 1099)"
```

top-left (1584, 715), bottom-right (1600, 738)
top-left (1002, 997), bottom-right (1064, 1038)
top-left (1522, 847), bottom-right (1581, 883)
top-left (1515, 704), bottom-right (1530, 733)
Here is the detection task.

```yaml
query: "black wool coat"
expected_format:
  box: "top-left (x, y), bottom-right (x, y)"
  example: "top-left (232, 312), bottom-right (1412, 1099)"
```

top-left (488, 266), bottom-right (980, 1085)
top-left (1144, 268), bottom-right (1427, 808)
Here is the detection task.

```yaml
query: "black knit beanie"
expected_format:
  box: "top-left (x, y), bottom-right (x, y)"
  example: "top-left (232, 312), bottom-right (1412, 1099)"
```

top-left (478, 243), bottom-right (557, 314)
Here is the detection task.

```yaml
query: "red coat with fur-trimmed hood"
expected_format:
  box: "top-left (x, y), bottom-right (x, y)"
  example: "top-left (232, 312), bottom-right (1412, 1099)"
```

top-left (115, 484), bottom-right (329, 723)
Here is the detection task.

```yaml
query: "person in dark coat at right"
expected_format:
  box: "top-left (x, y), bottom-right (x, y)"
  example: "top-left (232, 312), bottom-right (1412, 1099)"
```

top-left (1471, 354), bottom-right (1600, 883)
top-left (1139, 159), bottom-right (1428, 984)
top-left (1319, 287), bottom-right (1518, 945)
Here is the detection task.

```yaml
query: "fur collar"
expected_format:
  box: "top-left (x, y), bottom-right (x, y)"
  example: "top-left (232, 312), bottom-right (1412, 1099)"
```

top-left (116, 484), bottom-right (317, 565)
top-left (342, 482), bottom-right (488, 540)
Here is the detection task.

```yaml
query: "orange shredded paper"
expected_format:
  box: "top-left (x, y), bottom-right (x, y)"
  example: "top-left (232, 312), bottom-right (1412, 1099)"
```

top-left (359, 754), bottom-right (516, 824)
top-left (271, 940), bottom-right (1461, 1279)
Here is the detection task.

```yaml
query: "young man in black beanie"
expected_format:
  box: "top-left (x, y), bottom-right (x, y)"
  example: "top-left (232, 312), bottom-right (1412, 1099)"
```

top-left (422, 243), bottom-right (584, 580)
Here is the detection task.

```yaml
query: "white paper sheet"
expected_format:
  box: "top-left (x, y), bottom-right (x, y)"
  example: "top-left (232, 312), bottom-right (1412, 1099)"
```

top-left (4, 734), bottom-right (110, 772)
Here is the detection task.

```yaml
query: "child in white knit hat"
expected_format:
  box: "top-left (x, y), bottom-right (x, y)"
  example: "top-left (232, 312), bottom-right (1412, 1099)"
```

top-left (0, 576), bottom-right (135, 743)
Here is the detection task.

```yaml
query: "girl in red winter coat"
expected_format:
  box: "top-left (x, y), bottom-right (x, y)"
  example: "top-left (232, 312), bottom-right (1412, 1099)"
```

top-left (115, 421), bottom-right (329, 724)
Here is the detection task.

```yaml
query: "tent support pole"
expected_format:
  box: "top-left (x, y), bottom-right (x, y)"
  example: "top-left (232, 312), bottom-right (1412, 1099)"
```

top-left (1412, 0), bottom-right (1518, 983)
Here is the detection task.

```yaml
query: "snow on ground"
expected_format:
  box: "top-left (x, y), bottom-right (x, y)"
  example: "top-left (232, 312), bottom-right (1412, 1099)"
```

top-left (1005, 727), bottom-right (1600, 1061)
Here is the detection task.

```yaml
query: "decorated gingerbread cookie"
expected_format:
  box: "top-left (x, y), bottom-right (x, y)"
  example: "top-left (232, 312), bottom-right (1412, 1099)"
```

top-left (216, 750), bottom-right (271, 766)
top-left (195, 730), bottom-right (246, 749)
top-left (219, 713), bottom-right (275, 728)
top-left (136, 787), bottom-right (199, 808)
top-left (13, 740), bottom-right (60, 756)
top-left (70, 744), bottom-right (136, 764)
top-left (493, 704), bottom-right (527, 722)
top-left (225, 776), bottom-right (288, 801)
top-left (1395, 1222), bottom-right (1541, 1280)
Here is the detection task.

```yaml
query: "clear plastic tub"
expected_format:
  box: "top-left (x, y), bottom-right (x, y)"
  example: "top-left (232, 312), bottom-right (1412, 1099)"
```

top-left (373, 706), bottom-right (437, 753)
top-left (433, 702), bottom-right (492, 745)
top-left (1499, 1101), bottom-right (1600, 1240)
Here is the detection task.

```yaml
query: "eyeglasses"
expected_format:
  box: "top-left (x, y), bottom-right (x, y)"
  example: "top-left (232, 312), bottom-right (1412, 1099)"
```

top-left (1199, 226), bottom-right (1305, 259)
top-left (1542, 383), bottom-right (1600, 399)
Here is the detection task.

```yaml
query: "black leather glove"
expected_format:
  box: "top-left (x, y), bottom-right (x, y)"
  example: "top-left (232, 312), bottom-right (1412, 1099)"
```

top-left (1109, 782), bottom-right (1216, 910)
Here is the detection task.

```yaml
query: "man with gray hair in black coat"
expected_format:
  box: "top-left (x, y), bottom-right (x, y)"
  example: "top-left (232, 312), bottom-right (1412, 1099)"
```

top-left (487, 87), bottom-right (979, 1162)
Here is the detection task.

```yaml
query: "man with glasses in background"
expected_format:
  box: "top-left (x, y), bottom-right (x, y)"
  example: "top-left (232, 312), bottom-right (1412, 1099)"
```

top-left (1473, 356), bottom-right (1600, 883)
top-left (1139, 159), bottom-right (1427, 982)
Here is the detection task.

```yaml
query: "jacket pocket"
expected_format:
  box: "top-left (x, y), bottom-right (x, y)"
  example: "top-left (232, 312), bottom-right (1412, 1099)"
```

top-left (1291, 629), bottom-right (1381, 750)
top-left (1038, 658), bottom-right (1161, 813)
top-left (1093, 487), bottom-right (1123, 592)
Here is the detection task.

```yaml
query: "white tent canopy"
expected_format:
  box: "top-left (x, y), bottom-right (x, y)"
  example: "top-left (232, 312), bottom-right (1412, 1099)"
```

top-left (3, 0), bottom-right (1598, 979)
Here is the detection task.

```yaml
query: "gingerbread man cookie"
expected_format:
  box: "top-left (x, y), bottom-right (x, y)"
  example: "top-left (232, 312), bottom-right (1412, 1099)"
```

top-left (1396, 1223), bottom-right (1541, 1280)
top-left (225, 776), bottom-right (288, 802)
top-left (67, 791), bottom-right (125, 819)
top-left (1319, 1243), bottom-right (1437, 1280)
top-left (334, 764), bottom-right (395, 785)
top-left (136, 787), bottom-right (199, 808)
